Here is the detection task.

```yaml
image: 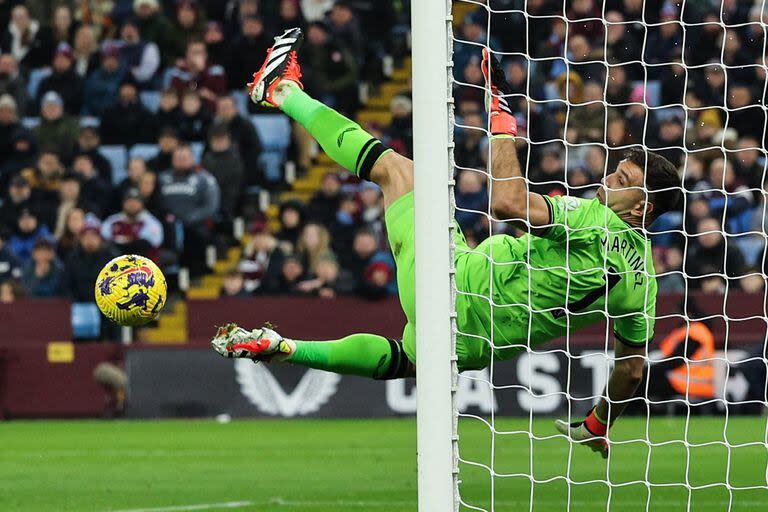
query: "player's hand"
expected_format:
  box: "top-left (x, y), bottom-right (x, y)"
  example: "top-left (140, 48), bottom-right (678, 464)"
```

top-left (554, 418), bottom-right (609, 459)
top-left (481, 48), bottom-right (517, 137)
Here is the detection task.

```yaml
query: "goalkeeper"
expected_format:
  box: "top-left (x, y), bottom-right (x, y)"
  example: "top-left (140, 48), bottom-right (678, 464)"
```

top-left (211, 29), bottom-right (681, 458)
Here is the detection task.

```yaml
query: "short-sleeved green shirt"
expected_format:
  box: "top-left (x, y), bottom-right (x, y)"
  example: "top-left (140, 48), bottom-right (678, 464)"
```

top-left (454, 195), bottom-right (657, 369)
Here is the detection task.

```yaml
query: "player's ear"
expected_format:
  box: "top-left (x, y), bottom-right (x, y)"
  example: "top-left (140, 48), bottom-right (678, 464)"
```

top-left (632, 199), bottom-right (653, 219)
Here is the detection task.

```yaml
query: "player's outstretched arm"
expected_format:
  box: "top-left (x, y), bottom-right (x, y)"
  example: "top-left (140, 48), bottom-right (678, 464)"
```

top-left (556, 339), bottom-right (646, 458)
top-left (481, 49), bottom-right (550, 229)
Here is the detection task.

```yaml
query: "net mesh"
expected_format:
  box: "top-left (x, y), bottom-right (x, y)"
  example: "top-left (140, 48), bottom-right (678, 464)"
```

top-left (449, 0), bottom-right (768, 509)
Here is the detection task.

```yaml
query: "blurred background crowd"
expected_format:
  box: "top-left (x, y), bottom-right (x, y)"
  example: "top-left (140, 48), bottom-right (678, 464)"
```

top-left (0, 0), bottom-right (766, 323)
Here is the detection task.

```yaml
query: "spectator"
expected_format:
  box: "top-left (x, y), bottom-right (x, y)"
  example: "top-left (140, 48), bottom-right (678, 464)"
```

top-left (21, 151), bottom-right (65, 222)
top-left (133, 0), bottom-right (174, 65)
top-left (57, 207), bottom-right (88, 261)
top-left (72, 154), bottom-right (111, 216)
top-left (0, 280), bottom-right (18, 303)
top-left (0, 230), bottom-right (21, 284)
top-left (152, 89), bottom-right (181, 137)
top-left (100, 80), bottom-right (154, 145)
top-left (168, 0), bottom-right (205, 60)
top-left (239, 220), bottom-right (285, 293)
top-left (177, 89), bottom-right (211, 141)
top-left (202, 123), bottom-right (244, 219)
top-left (0, 176), bottom-right (37, 231)
top-left (384, 94), bottom-right (413, 157)
top-left (64, 220), bottom-right (115, 302)
top-left (644, 3), bottom-right (683, 78)
top-left (296, 222), bottom-right (334, 272)
top-left (33, 92), bottom-right (79, 159)
top-left (169, 39), bottom-right (227, 112)
top-left (75, 127), bottom-right (113, 184)
top-left (117, 18), bottom-right (161, 87)
top-left (204, 21), bottom-right (228, 69)
top-left (36, 42), bottom-right (85, 116)
top-left (296, 253), bottom-right (354, 298)
top-left (116, 157), bottom-right (150, 207)
top-left (727, 84), bottom-right (766, 142)
top-left (51, 4), bottom-right (77, 45)
top-left (326, 2), bottom-right (364, 64)
top-left (9, 209), bottom-right (53, 265)
top-left (567, 0), bottom-right (603, 41)
top-left (220, 268), bottom-right (250, 298)
top-left (276, 200), bottom-right (306, 253)
top-left (685, 217), bottom-right (746, 287)
top-left (227, 15), bottom-right (271, 88)
top-left (72, 25), bottom-right (100, 78)
top-left (0, 5), bottom-right (54, 71)
top-left (303, 21), bottom-right (358, 116)
top-left (1, 130), bottom-right (37, 191)
top-left (344, 228), bottom-right (396, 299)
top-left (455, 171), bottom-right (489, 235)
top-left (148, 126), bottom-right (181, 172)
top-left (53, 173), bottom-right (94, 240)
top-left (275, 0), bottom-right (307, 36)
top-left (529, 145), bottom-right (567, 197)
top-left (158, 145), bottom-right (220, 276)
top-left (21, 238), bottom-right (63, 297)
top-left (0, 54), bottom-right (28, 117)
top-left (455, 112), bottom-right (486, 170)
top-left (82, 43), bottom-right (127, 116)
top-left (654, 246), bottom-right (686, 294)
top-left (568, 81), bottom-right (606, 144)
top-left (102, 188), bottom-right (164, 259)
top-left (214, 95), bottom-right (262, 181)
top-left (358, 181), bottom-right (383, 228)
top-left (264, 254), bottom-right (306, 295)
top-left (0, 94), bottom-right (21, 166)
top-left (308, 171), bottom-right (342, 225)
top-left (733, 136), bottom-right (764, 195)
top-left (137, 170), bottom-right (164, 219)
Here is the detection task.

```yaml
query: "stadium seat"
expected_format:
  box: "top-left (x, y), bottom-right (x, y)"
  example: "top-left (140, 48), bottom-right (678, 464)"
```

top-left (27, 68), bottom-right (52, 100)
top-left (251, 114), bottom-right (291, 151)
top-left (98, 145), bottom-right (128, 185)
top-left (189, 142), bottom-right (204, 163)
top-left (21, 117), bottom-right (40, 130)
top-left (71, 302), bottom-right (101, 339)
top-left (79, 116), bottom-right (100, 128)
top-left (129, 144), bottom-right (160, 161)
top-left (231, 90), bottom-right (249, 116)
top-left (140, 91), bottom-right (161, 113)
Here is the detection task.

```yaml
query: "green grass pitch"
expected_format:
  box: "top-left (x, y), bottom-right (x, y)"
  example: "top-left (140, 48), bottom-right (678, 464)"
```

top-left (1, 417), bottom-right (767, 511)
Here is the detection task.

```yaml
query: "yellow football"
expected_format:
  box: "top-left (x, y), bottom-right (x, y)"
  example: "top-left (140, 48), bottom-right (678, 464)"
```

top-left (94, 254), bottom-right (167, 326)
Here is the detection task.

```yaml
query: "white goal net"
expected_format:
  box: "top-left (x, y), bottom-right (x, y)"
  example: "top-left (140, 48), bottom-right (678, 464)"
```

top-left (445, 0), bottom-right (768, 510)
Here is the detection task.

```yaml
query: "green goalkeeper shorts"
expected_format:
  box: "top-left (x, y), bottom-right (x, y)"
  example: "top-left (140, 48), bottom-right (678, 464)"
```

top-left (385, 192), bottom-right (492, 372)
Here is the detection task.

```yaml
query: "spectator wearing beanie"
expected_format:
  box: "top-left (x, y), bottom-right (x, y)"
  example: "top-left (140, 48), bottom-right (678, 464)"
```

top-left (118, 18), bottom-right (161, 87)
top-left (83, 42), bottom-right (128, 116)
top-left (33, 92), bottom-right (79, 160)
top-left (21, 238), bottom-right (64, 298)
top-left (102, 188), bottom-right (164, 260)
top-left (202, 122), bottom-right (244, 220)
top-left (36, 42), bottom-right (84, 116)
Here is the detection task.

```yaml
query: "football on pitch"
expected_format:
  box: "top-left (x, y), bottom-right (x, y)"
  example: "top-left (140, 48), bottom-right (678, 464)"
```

top-left (94, 255), bottom-right (167, 326)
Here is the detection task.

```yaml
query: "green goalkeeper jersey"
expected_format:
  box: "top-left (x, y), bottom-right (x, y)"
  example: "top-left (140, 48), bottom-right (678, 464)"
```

top-left (454, 195), bottom-right (657, 367)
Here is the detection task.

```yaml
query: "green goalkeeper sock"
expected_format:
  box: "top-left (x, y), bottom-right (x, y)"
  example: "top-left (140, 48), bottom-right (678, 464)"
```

top-left (287, 333), bottom-right (405, 379)
top-left (280, 86), bottom-right (389, 180)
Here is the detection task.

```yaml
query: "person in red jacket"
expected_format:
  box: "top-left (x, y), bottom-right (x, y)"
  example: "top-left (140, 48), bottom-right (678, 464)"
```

top-left (168, 39), bottom-right (227, 113)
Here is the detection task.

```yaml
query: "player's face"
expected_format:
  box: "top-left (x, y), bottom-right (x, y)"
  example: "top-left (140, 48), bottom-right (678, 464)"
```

top-left (597, 159), bottom-right (649, 218)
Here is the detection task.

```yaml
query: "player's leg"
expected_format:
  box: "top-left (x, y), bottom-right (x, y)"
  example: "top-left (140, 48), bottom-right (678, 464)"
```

top-left (248, 28), bottom-right (412, 209)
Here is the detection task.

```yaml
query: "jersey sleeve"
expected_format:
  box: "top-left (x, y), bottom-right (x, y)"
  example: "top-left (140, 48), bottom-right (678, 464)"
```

top-left (539, 196), bottom-right (609, 244)
top-left (613, 283), bottom-right (657, 346)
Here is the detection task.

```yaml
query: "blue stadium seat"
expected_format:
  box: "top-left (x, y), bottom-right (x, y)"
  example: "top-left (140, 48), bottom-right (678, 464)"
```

top-left (189, 142), bottom-right (204, 163)
top-left (250, 114), bottom-right (291, 151)
top-left (71, 302), bottom-right (101, 339)
top-left (140, 91), bottom-right (161, 113)
top-left (98, 145), bottom-right (128, 185)
top-left (231, 90), bottom-right (249, 116)
top-left (27, 68), bottom-right (52, 100)
top-left (21, 117), bottom-right (40, 129)
top-left (129, 144), bottom-right (160, 162)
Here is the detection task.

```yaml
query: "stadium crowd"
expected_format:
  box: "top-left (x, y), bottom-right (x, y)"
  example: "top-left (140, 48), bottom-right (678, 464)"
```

top-left (0, 0), bottom-right (767, 312)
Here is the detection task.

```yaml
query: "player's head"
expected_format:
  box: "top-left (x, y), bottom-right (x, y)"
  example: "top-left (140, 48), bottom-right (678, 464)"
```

top-left (597, 148), bottom-right (680, 224)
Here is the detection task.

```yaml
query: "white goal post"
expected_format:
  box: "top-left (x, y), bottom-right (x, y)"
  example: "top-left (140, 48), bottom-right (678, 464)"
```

top-left (411, 0), bottom-right (459, 511)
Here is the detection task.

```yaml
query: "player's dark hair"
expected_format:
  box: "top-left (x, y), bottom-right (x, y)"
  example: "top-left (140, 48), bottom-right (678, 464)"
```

top-left (625, 148), bottom-right (681, 221)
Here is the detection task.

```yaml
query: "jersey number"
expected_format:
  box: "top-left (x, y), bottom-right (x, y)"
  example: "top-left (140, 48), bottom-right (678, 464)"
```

top-left (552, 268), bottom-right (621, 319)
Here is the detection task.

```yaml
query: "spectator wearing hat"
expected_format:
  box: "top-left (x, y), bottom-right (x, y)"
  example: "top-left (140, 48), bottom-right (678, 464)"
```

top-left (21, 238), bottom-right (64, 298)
top-left (220, 268), bottom-right (250, 298)
top-left (227, 15), bottom-right (271, 88)
top-left (238, 219), bottom-right (286, 293)
top-left (0, 54), bottom-right (28, 117)
top-left (72, 154), bottom-right (111, 216)
top-left (100, 80), bottom-right (154, 146)
top-left (75, 126), bottom-right (113, 184)
top-left (168, 0), bottom-right (206, 61)
top-left (0, 5), bottom-right (54, 71)
top-left (133, 0), bottom-right (174, 66)
top-left (36, 42), bottom-right (84, 116)
top-left (303, 21), bottom-right (359, 117)
top-left (102, 187), bottom-right (164, 260)
top-left (0, 230), bottom-right (21, 285)
top-left (72, 25), bottom-right (100, 78)
top-left (214, 95), bottom-right (262, 181)
top-left (8, 209), bottom-right (53, 265)
top-left (64, 219), bottom-right (115, 303)
top-left (169, 39), bottom-right (227, 112)
top-left (82, 43), bottom-right (128, 116)
top-left (202, 123), bottom-right (244, 219)
top-left (158, 144), bottom-right (220, 276)
top-left (118, 18), bottom-right (161, 87)
top-left (177, 89), bottom-right (211, 142)
top-left (33, 92), bottom-right (79, 159)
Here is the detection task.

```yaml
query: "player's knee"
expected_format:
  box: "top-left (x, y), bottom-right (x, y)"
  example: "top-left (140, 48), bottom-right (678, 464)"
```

top-left (374, 338), bottom-right (415, 380)
top-left (617, 357), bottom-right (645, 385)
